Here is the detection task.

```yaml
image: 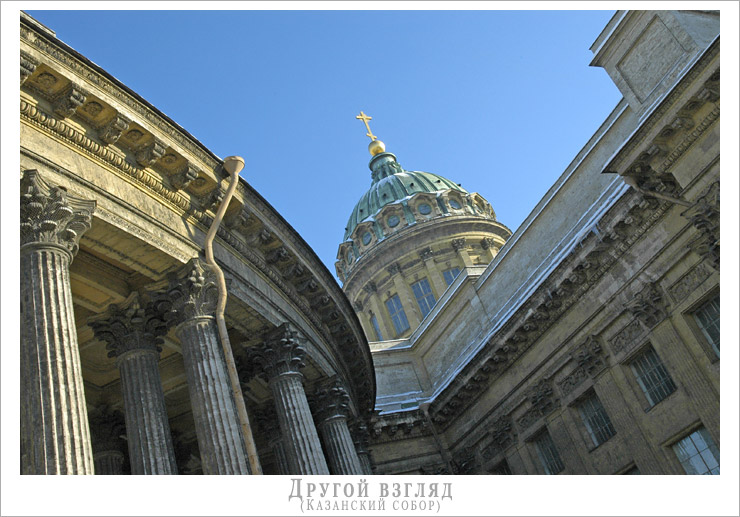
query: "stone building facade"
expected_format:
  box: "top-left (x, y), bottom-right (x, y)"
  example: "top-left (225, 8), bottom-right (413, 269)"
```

top-left (19, 12), bottom-right (375, 475)
top-left (19, 9), bottom-right (721, 477)
top-left (339, 10), bottom-right (721, 475)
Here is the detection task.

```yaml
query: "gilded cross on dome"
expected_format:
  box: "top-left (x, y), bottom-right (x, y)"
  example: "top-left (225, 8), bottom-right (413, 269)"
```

top-left (355, 111), bottom-right (377, 141)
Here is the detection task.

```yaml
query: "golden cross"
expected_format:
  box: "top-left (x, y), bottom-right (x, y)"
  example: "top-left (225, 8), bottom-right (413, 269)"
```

top-left (356, 111), bottom-right (377, 141)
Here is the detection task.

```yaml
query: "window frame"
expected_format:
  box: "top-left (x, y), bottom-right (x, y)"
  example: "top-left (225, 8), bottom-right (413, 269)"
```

top-left (411, 277), bottom-right (436, 319)
top-left (692, 294), bottom-right (720, 359)
top-left (532, 428), bottom-right (565, 475)
top-left (670, 425), bottom-right (719, 475)
top-left (575, 390), bottom-right (616, 448)
top-left (385, 294), bottom-right (410, 337)
top-left (628, 343), bottom-right (677, 409)
top-left (443, 267), bottom-right (461, 287)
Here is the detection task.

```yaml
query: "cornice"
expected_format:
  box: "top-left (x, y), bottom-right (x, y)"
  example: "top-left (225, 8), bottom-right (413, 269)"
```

top-left (19, 18), bottom-right (375, 415)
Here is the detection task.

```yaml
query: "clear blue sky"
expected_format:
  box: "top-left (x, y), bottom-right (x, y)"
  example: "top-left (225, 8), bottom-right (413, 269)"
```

top-left (25, 9), bottom-right (622, 281)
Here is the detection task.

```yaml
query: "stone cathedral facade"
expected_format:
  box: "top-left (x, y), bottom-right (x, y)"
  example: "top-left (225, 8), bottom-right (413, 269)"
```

top-left (19, 10), bottom-right (720, 476)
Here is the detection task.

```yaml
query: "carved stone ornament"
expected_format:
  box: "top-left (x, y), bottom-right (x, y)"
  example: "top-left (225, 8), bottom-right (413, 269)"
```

top-left (624, 282), bottom-right (667, 329)
top-left (480, 237), bottom-right (496, 251)
top-left (134, 137), bottom-right (166, 168)
top-left (669, 262), bottom-right (712, 303)
top-left (362, 281), bottom-right (377, 294)
top-left (480, 416), bottom-right (515, 460)
top-left (169, 163), bottom-right (200, 191)
top-left (557, 336), bottom-right (606, 396)
top-left (20, 51), bottom-right (38, 85)
top-left (20, 169), bottom-right (96, 257)
top-left (249, 323), bottom-right (306, 379)
top-left (156, 257), bottom-right (220, 324)
top-left (682, 181), bottom-right (720, 270)
top-left (52, 83), bottom-right (87, 119)
top-left (312, 379), bottom-right (351, 422)
top-left (517, 379), bottom-right (560, 431)
top-left (451, 238), bottom-right (467, 251)
top-left (87, 291), bottom-right (167, 358)
top-left (418, 247), bottom-right (434, 261)
top-left (386, 263), bottom-right (401, 276)
top-left (87, 405), bottom-right (127, 455)
top-left (97, 113), bottom-right (131, 145)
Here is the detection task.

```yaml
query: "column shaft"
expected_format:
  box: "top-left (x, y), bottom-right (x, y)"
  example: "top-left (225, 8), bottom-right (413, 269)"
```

top-left (177, 317), bottom-right (250, 474)
top-left (20, 246), bottom-right (94, 474)
top-left (270, 438), bottom-right (290, 475)
top-left (270, 373), bottom-right (330, 475)
top-left (117, 349), bottom-right (178, 474)
top-left (94, 451), bottom-right (125, 475)
top-left (319, 416), bottom-right (364, 475)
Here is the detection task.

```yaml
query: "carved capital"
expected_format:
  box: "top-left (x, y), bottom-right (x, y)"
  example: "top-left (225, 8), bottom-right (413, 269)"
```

top-left (20, 51), bottom-right (38, 85)
top-left (625, 282), bottom-right (667, 329)
top-left (312, 379), bottom-right (351, 423)
top-left (170, 163), bottom-right (200, 191)
top-left (157, 258), bottom-right (220, 323)
top-left (88, 405), bottom-right (127, 455)
top-left (362, 281), bottom-right (377, 294)
top-left (386, 263), bottom-right (401, 276)
top-left (480, 416), bottom-right (515, 460)
top-left (134, 137), bottom-right (166, 168)
top-left (480, 237), bottom-right (496, 251)
top-left (418, 247), bottom-right (434, 261)
top-left (249, 323), bottom-right (306, 379)
top-left (20, 169), bottom-right (96, 256)
top-left (52, 83), bottom-right (86, 119)
top-left (97, 113), bottom-right (131, 145)
top-left (451, 238), bottom-right (467, 251)
top-left (517, 379), bottom-right (559, 430)
top-left (88, 291), bottom-right (167, 359)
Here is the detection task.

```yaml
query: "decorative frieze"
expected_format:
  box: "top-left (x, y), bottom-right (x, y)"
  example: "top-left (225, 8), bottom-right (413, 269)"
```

top-left (669, 262), bottom-right (713, 303)
top-left (609, 319), bottom-right (645, 356)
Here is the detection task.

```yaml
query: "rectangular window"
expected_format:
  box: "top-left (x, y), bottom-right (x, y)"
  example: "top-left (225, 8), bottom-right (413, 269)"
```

top-left (694, 295), bottom-right (720, 358)
top-left (411, 278), bottom-right (436, 318)
top-left (533, 430), bottom-right (564, 475)
top-left (370, 314), bottom-right (383, 341)
top-left (672, 426), bottom-right (719, 475)
top-left (630, 345), bottom-right (677, 407)
top-left (443, 267), bottom-right (461, 287)
top-left (385, 294), bottom-right (410, 336)
top-left (576, 391), bottom-right (616, 447)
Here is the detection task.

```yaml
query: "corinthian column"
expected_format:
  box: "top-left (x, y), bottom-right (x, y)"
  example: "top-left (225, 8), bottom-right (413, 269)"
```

top-left (312, 380), bottom-right (364, 475)
top-left (158, 258), bottom-right (250, 475)
top-left (351, 421), bottom-right (374, 475)
top-left (88, 405), bottom-right (127, 475)
top-left (253, 406), bottom-right (290, 475)
top-left (20, 170), bottom-right (95, 475)
top-left (250, 325), bottom-right (329, 475)
top-left (88, 293), bottom-right (177, 474)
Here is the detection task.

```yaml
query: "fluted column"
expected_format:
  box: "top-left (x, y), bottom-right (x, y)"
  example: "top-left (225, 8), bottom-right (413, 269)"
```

top-left (312, 380), bottom-right (364, 475)
top-left (88, 405), bottom-right (127, 475)
top-left (88, 293), bottom-right (177, 474)
top-left (351, 421), bottom-right (374, 475)
top-left (251, 325), bottom-right (329, 475)
top-left (254, 406), bottom-right (290, 475)
top-left (160, 258), bottom-right (250, 475)
top-left (20, 170), bottom-right (95, 475)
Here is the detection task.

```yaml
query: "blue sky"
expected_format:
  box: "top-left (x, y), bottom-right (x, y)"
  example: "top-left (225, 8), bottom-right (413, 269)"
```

top-left (24, 9), bottom-right (622, 280)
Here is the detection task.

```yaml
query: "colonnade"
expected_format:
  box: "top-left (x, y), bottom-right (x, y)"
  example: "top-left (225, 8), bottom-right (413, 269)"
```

top-left (19, 169), bottom-right (371, 475)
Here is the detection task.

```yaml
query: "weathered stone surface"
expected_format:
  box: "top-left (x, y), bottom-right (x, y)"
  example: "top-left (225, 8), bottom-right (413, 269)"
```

top-left (20, 169), bottom-right (95, 475)
top-left (250, 324), bottom-right (329, 475)
top-left (312, 380), bottom-right (364, 475)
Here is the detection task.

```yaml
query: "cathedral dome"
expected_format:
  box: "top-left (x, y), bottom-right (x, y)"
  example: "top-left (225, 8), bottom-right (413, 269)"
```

top-left (344, 152), bottom-right (469, 241)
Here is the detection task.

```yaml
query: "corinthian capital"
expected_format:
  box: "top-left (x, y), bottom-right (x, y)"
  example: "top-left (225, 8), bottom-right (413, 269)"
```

top-left (249, 324), bottom-right (306, 379)
top-left (312, 379), bottom-right (351, 422)
top-left (20, 169), bottom-right (96, 256)
top-left (163, 258), bottom-right (220, 323)
top-left (87, 291), bottom-right (168, 359)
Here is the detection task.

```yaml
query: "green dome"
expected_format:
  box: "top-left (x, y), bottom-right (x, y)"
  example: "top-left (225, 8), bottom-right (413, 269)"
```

top-left (344, 152), bottom-right (467, 240)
